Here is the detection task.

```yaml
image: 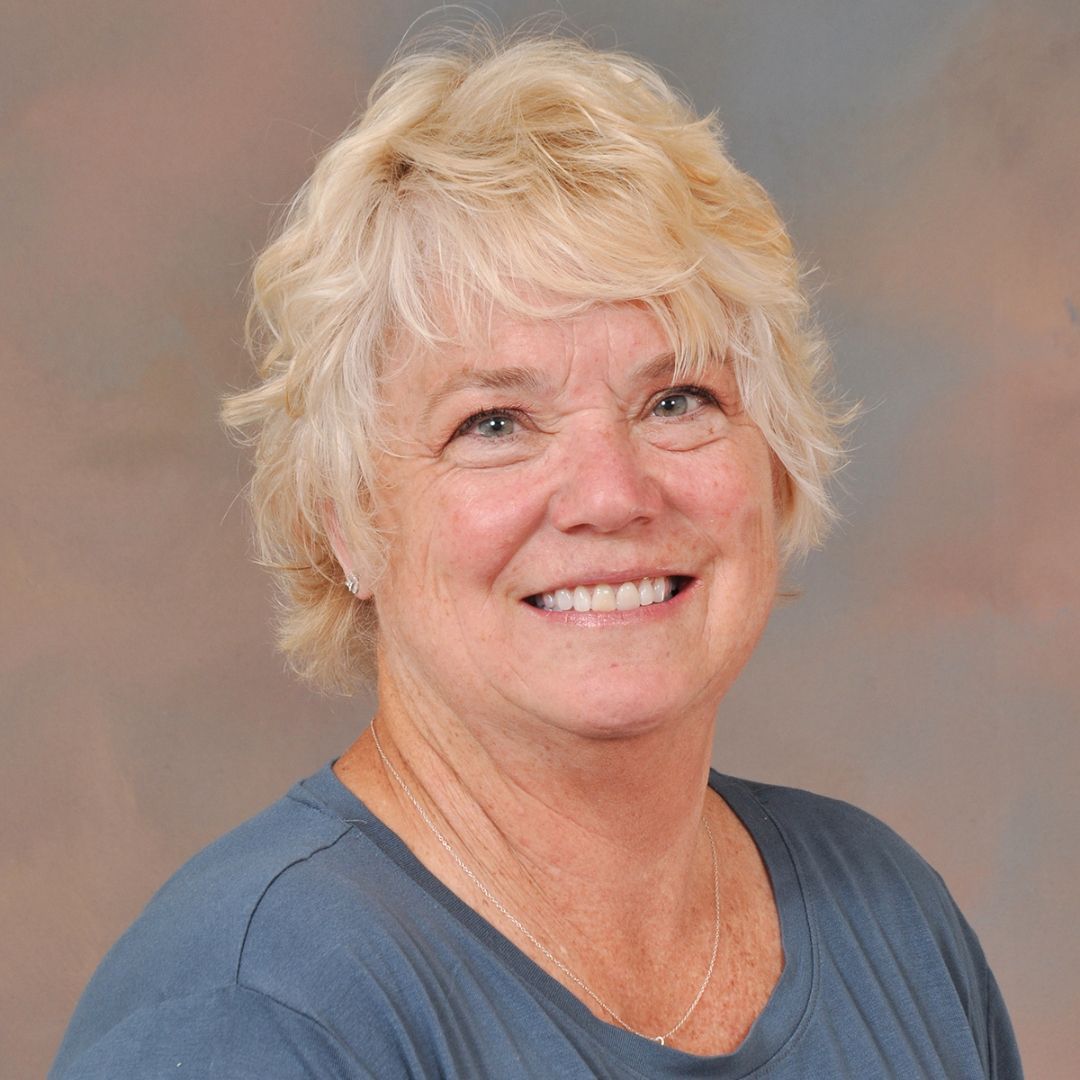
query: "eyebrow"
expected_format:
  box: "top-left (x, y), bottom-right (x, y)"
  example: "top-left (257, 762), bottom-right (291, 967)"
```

top-left (421, 351), bottom-right (682, 426)
top-left (420, 366), bottom-right (548, 427)
top-left (635, 352), bottom-right (681, 382)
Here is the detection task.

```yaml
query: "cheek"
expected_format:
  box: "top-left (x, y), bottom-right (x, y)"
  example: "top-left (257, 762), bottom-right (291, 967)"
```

top-left (431, 473), bottom-right (544, 581)
top-left (680, 457), bottom-right (767, 533)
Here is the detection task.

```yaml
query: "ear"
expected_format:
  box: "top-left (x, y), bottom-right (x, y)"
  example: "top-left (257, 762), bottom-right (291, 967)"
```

top-left (323, 501), bottom-right (373, 601)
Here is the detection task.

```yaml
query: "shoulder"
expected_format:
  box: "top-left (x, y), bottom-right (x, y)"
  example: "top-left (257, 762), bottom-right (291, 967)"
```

top-left (722, 773), bottom-right (950, 902)
top-left (719, 774), bottom-right (1000, 1022)
top-left (52, 768), bottom-right (405, 1077)
top-left (50, 985), bottom-right (380, 1080)
top-left (716, 774), bottom-right (1023, 1076)
top-left (715, 772), bottom-right (985, 972)
top-left (85, 774), bottom-right (357, 995)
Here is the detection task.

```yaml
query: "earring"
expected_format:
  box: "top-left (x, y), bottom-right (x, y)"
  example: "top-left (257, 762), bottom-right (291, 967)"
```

top-left (345, 573), bottom-right (361, 596)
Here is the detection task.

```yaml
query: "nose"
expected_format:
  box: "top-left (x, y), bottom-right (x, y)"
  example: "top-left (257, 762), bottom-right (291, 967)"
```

top-left (547, 420), bottom-right (663, 534)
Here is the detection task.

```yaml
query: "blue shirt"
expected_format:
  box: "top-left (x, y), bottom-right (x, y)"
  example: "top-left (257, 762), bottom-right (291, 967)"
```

top-left (51, 765), bottom-right (1022, 1078)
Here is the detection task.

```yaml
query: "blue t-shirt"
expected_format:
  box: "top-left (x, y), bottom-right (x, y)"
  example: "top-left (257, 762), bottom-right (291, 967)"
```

top-left (51, 765), bottom-right (1022, 1078)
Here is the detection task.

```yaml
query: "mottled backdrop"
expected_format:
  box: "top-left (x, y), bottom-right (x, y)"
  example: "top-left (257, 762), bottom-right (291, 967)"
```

top-left (3, 2), bottom-right (1077, 1076)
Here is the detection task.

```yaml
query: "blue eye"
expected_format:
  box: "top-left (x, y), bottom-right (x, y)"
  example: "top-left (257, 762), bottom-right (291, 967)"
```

top-left (654, 394), bottom-right (690, 417)
top-left (652, 387), bottom-right (714, 418)
top-left (457, 410), bottom-right (519, 438)
top-left (476, 415), bottom-right (515, 437)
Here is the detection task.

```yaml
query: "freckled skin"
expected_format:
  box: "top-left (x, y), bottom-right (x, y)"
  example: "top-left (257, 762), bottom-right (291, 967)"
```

top-left (332, 304), bottom-right (785, 1052)
top-left (370, 304), bottom-right (780, 744)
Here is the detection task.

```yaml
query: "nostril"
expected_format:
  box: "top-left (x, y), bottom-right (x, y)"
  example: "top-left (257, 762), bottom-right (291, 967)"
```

top-left (549, 489), bottom-right (662, 536)
top-left (547, 440), bottom-right (661, 535)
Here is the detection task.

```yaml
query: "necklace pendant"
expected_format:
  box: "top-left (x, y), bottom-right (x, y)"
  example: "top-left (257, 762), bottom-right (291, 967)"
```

top-left (654, 1036), bottom-right (665, 1046)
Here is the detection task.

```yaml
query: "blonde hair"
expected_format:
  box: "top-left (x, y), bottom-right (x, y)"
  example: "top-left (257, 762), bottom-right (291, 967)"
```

top-left (223, 30), bottom-right (848, 692)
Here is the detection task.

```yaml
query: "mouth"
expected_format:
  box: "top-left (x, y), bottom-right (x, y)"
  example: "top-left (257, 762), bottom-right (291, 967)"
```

top-left (523, 575), bottom-right (692, 613)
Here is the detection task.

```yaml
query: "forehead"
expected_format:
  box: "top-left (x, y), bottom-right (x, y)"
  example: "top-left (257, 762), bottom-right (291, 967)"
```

top-left (481, 304), bottom-right (667, 356)
top-left (389, 304), bottom-right (676, 402)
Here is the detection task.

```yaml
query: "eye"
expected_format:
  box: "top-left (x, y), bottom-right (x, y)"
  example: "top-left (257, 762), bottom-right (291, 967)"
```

top-left (444, 405), bottom-right (538, 468)
top-left (651, 386), bottom-right (717, 418)
top-left (643, 384), bottom-right (729, 451)
top-left (455, 408), bottom-right (520, 439)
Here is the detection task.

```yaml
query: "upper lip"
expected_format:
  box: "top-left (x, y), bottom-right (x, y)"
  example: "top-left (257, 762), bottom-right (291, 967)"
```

top-left (523, 569), bottom-right (691, 597)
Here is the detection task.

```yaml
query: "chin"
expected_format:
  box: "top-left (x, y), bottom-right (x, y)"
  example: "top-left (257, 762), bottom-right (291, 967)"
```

top-left (536, 679), bottom-right (705, 743)
top-left (563, 714), bottom-right (671, 743)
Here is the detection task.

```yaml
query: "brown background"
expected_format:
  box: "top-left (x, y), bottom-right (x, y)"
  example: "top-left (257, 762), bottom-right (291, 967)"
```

top-left (3, 2), bottom-right (1077, 1077)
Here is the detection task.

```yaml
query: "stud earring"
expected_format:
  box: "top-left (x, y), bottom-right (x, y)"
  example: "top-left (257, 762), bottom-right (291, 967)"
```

top-left (344, 573), bottom-right (361, 596)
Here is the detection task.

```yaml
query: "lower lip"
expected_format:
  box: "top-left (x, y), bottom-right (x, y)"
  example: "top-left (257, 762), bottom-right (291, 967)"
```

top-left (520, 579), bottom-right (696, 624)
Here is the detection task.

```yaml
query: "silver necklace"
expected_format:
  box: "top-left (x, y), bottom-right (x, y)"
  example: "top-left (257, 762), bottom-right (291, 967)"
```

top-left (370, 721), bottom-right (721, 1047)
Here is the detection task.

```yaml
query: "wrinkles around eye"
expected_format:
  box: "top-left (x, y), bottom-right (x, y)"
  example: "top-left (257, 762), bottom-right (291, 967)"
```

top-left (649, 386), bottom-right (720, 419)
top-left (453, 407), bottom-right (528, 440)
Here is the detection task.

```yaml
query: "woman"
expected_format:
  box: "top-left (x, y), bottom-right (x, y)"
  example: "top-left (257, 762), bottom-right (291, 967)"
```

top-left (51, 33), bottom-right (1021, 1079)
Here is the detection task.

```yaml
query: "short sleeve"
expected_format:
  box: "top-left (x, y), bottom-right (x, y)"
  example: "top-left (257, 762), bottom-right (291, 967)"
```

top-left (50, 985), bottom-right (391, 1080)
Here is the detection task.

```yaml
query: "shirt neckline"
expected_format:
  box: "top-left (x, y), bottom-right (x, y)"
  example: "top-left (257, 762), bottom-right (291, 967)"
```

top-left (294, 762), bottom-right (815, 1078)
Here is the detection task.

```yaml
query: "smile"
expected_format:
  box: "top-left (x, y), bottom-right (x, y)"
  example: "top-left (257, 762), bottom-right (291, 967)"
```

top-left (524, 576), bottom-right (689, 613)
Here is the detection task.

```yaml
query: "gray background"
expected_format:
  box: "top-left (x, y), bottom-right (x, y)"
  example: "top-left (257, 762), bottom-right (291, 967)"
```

top-left (3, 2), bottom-right (1077, 1076)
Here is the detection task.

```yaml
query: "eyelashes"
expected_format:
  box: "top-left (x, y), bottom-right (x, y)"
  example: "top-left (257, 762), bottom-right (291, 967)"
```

top-left (443, 382), bottom-right (733, 464)
top-left (651, 385), bottom-right (721, 417)
top-left (453, 405), bottom-right (530, 440)
top-left (454, 386), bottom-right (724, 434)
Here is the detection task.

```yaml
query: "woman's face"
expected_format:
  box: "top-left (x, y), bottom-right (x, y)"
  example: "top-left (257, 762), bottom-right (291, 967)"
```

top-left (368, 304), bottom-right (780, 741)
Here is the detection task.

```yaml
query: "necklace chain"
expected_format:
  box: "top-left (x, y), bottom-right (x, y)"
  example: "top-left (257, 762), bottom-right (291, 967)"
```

top-left (369, 721), bottom-right (721, 1047)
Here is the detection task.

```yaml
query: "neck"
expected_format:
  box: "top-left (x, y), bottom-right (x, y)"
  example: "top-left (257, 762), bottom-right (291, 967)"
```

top-left (337, 656), bottom-right (722, 966)
top-left (333, 660), bottom-right (782, 1053)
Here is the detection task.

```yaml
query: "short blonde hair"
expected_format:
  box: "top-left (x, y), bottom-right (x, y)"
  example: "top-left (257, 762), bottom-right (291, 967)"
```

top-left (223, 30), bottom-right (848, 692)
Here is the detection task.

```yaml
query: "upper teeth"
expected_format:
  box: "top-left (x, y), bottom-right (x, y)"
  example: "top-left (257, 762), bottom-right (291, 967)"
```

top-left (533, 577), bottom-right (676, 613)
